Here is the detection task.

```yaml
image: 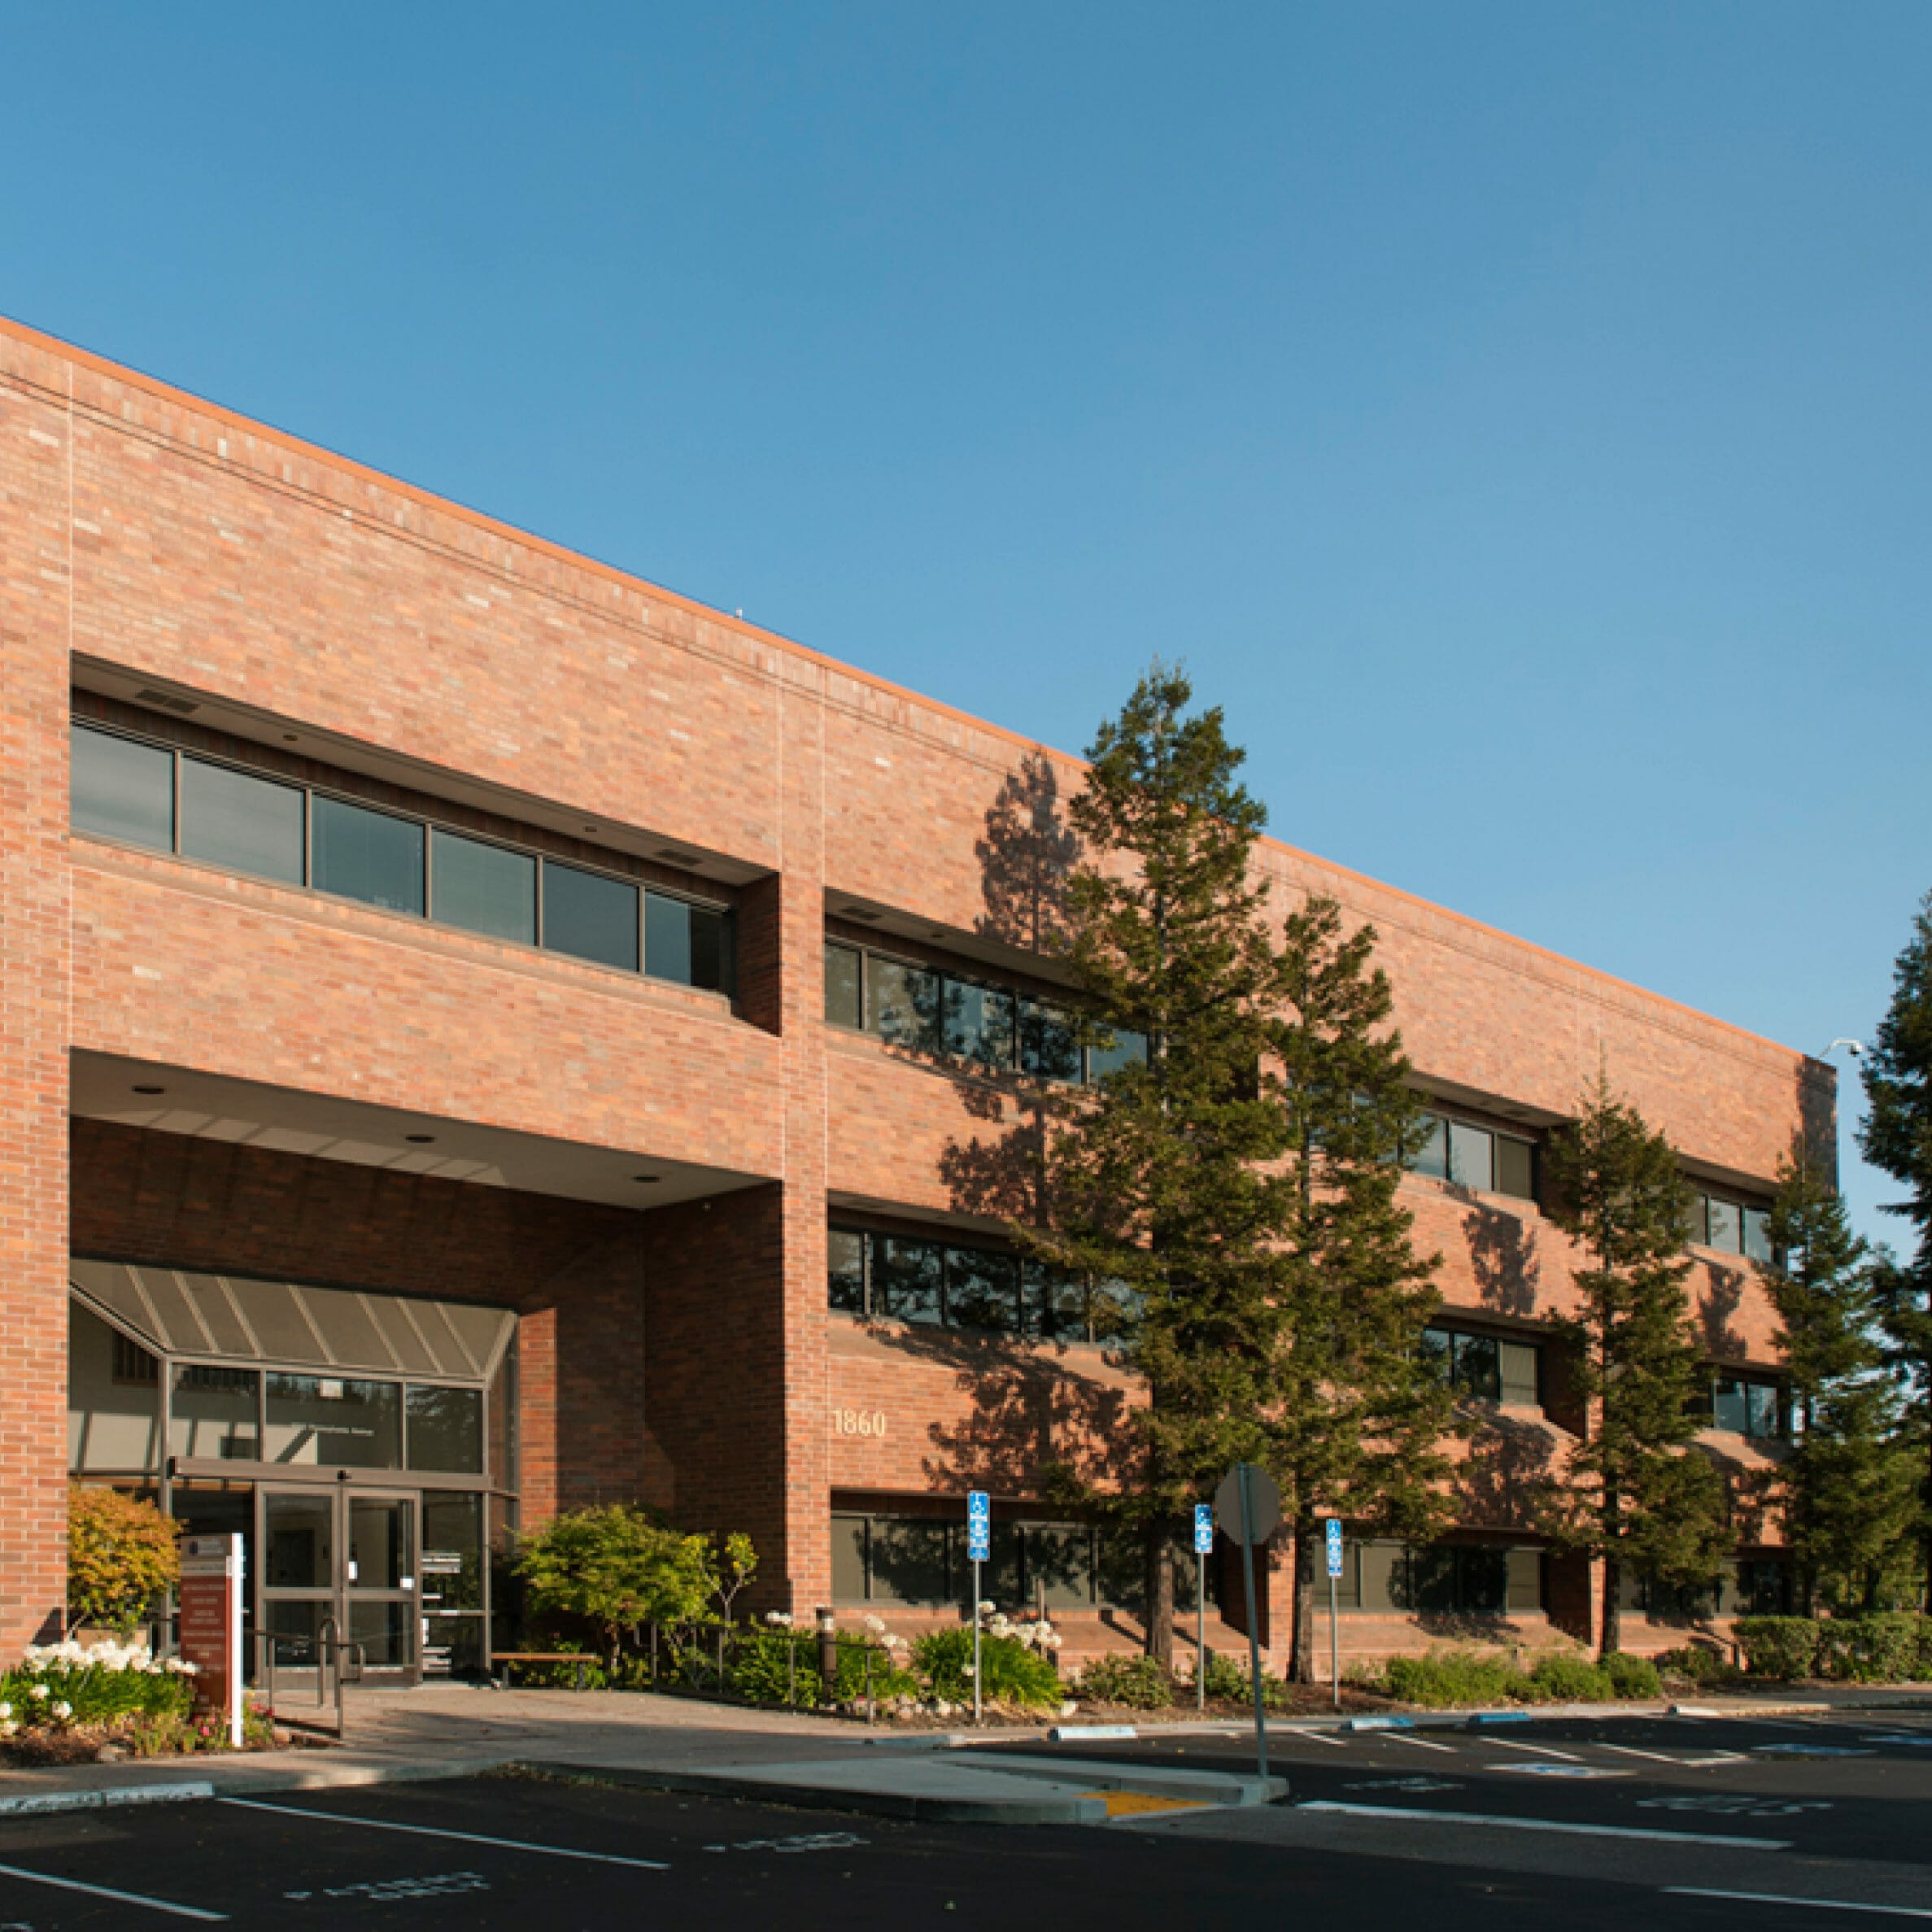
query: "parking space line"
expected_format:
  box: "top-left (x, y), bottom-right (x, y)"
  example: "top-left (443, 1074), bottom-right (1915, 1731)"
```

top-left (1664, 1888), bottom-right (1932, 1920)
top-left (1485, 1738), bottom-right (1583, 1762)
top-left (1297, 1801), bottom-right (1789, 1849)
top-left (1598, 1743), bottom-right (1746, 1768)
top-left (219, 1798), bottom-right (671, 1871)
top-left (0, 1856), bottom-right (227, 1921)
top-left (1388, 1735), bottom-right (1459, 1754)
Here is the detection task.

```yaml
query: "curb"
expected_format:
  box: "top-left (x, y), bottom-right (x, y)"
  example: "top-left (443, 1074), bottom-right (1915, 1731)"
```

top-left (512, 1759), bottom-right (1111, 1827)
top-left (0, 1781), bottom-right (216, 1817)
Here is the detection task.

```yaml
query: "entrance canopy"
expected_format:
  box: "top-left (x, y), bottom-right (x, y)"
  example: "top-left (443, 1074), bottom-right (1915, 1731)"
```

top-left (71, 1259), bottom-right (513, 1385)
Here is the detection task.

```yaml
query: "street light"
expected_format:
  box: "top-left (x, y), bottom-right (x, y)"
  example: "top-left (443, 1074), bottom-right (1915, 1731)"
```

top-left (1821, 1038), bottom-right (1864, 1060)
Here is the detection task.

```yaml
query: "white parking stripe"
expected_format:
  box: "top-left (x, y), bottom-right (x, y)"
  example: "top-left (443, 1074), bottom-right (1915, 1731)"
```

top-left (1297, 1801), bottom-right (1789, 1849)
top-left (1485, 1738), bottom-right (1583, 1762)
top-left (1387, 1734), bottom-right (1459, 1754)
top-left (1665, 1888), bottom-right (1932, 1920)
top-left (0, 1857), bottom-right (227, 1921)
top-left (219, 1798), bottom-right (671, 1871)
top-left (1598, 1743), bottom-right (1747, 1767)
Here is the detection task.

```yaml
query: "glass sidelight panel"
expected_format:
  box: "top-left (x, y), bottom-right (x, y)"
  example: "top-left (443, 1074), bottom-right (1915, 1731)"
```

top-left (405, 1386), bottom-right (484, 1473)
top-left (346, 1496), bottom-right (414, 1592)
top-left (266, 1597), bottom-right (329, 1669)
top-left (348, 1599), bottom-right (412, 1669)
top-left (264, 1375), bottom-right (401, 1468)
top-left (264, 1491), bottom-right (335, 1590)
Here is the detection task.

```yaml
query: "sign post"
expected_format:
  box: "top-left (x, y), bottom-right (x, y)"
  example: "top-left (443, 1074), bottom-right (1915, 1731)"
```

top-left (1192, 1502), bottom-right (1214, 1712)
top-left (1214, 1462), bottom-right (1280, 1780)
top-left (966, 1490), bottom-right (990, 1727)
top-left (177, 1533), bottom-right (245, 1749)
top-left (1324, 1517), bottom-right (1345, 1712)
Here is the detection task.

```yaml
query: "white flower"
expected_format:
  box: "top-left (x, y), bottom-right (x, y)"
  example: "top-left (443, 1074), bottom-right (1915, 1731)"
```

top-left (29, 1685), bottom-right (49, 1702)
top-left (50, 1702), bottom-right (72, 1720)
top-left (862, 1615), bottom-right (885, 1634)
top-left (1046, 1634), bottom-right (1063, 1650)
top-left (0, 1703), bottom-right (10, 1720)
top-left (763, 1611), bottom-right (793, 1627)
top-left (977, 1600), bottom-right (995, 1615)
top-left (962, 1664), bottom-right (976, 1678)
top-left (1059, 1701), bottom-right (1078, 1718)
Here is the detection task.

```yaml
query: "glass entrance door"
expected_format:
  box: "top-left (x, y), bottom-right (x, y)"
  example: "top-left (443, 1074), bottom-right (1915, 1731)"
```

top-left (258, 1488), bottom-right (419, 1684)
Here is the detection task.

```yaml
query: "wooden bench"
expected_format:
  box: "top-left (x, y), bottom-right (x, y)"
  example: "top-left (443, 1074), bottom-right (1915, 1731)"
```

top-left (489, 1651), bottom-right (597, 1690)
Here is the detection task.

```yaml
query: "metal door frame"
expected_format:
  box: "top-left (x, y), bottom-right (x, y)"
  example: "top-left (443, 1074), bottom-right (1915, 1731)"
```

top-left (255, 1484), bottom-right (422, 1687)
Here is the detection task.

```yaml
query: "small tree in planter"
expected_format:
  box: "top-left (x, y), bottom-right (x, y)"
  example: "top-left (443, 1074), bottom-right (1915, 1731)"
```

top-left (68, 1486), bottom-right (180, 1638)
top-left (514, 1504), bottom-right (715, 1671)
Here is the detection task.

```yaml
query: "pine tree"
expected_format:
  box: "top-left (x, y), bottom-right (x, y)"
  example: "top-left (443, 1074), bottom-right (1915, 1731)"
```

top-left (1268, 897), bottom-right (1459, 1680)
top-left (1018, 665), bottom-right (1298, 1664)
top-left (1858, 891), bottom-right (1932, 1608)
top-left (1542, 1075), bottom-right (1728, 1655)
top-left (1764, 1149), bottom-right (1918, 1611)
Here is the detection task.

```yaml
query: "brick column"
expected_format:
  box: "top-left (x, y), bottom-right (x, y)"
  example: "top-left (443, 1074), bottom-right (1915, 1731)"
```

top-left (0, 335), bottom-right (76, 1653)
top-left (773, 658), bottom-right (831, 1612)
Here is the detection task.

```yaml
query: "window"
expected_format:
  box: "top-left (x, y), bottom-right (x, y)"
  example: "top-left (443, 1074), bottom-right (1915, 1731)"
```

top-left (645, 891), bottom-right (730, 992)
top-left (1422, 1325), bottom-right (1539, 1405)
top-left (72, 725), bottom-right (174, 850)
top-left (71, 720), bottom-right (732, 998)
top-left (312, 795), bottom-right (425, 915)
top-left (829, 1225), bottom-right (1119, 1342)
top-left (1020, 998), bottom-right (1083, 1084)
top-left (1354, 1540), bottom-right (1539, 1616)
top-left (1087, 1027), bottom-right (1149, 1081)
top-left (944, 979), bottom-right (1017, 1072)
top-left (543, 860), bottom-right (638, 972)
top-left (869, 957), bottom-right (940, 1053)
top-left (180, 756), bottom-right (305, 884)
top-left (431, 830), bottom-right (537, 945)
top-left (405, 1385), bottom-right (484, 1473)
top-left (1710, 1372), bottom-right (1784, 1439)
top-left (1406, 1110), bottom-right (1535, 1201)
top-left (170, 1363), bottom-right (260, 1462)
top-left (1688, 1190), bottom-right (1774, 1259)
top-left (263, 1373), bottom-right (402, 1468)
top-left (825, 943), bottom-right (863, 1031)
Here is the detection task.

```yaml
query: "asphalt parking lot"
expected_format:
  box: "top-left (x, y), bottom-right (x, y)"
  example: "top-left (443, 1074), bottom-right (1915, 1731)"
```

top-left (0, 1707), bottom-right (1925, 1928)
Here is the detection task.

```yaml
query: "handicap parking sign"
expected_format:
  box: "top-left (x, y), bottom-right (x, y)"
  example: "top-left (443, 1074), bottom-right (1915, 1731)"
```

top-left (966, 1490), bottom-right (990, 1561)
top-left (1193, 1503), bottom-right (1214, 1555)
top-left (1325, 1517), bottom-right (1344, 1578)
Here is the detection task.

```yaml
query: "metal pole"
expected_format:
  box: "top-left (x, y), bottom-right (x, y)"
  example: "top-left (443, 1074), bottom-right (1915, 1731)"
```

top-left (1197, 1549), bottom-right (1206, 1712)
top-left (1329, 1568), bottom-right (1341, 1712)
top-left (1238, 1464), bottom-right (1267, 1780)
top-left (972, 1558), bottom-right (983, 1727)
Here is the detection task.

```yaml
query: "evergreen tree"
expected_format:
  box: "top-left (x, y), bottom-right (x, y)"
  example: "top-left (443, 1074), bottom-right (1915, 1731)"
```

top-left (1764, 1149), bottom-right (1918, 1611)
top-left (1019, 665), bottom-right (1298, 1664)
top-left (1267, 897), bottom-right (1459, 1681)
top-left (1859, 891), bottom-right (1932, 1607)
top-left (1543, 1075), bottom-right (1728, 1655)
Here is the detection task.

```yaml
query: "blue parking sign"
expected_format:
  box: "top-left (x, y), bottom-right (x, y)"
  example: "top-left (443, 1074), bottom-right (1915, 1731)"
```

top-left (1324, 1518), bottom-right (1344, 1578)
top-left (967, 1489), bottom-right (990, 1562)
top-left (1193, 1503), bottom-right (1214, 1555)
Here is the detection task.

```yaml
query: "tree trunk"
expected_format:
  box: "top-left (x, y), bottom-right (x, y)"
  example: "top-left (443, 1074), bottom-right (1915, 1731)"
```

top-left (1144, 1524), bottom-right (1175, 1666)
top-left (1599, 1554), bottom-right (1621, 1659)
top-left (1288, 1522), bottom-right (1316, 1682)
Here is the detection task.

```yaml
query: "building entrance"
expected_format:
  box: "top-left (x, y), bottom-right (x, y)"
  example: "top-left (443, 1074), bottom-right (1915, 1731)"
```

top-left (261, 1487), bottom-right (420, 1684)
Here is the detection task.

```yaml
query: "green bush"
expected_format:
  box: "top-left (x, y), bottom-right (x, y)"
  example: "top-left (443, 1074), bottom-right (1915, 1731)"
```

top-left (1816, 1614), bottom-right (1925, 1684)
top-left (1074, 1654), bottom-right (1175, 1710)
top-left (68, 1488), bottom-right (180, 1635)
top-left (1384, 1650), bottom-right (1520, 1708)
top-left (1520, 1653), bottom-right (1612, 1703)
top-left (1653, 1643), bottom-right (1739, 1686)
top-left (1, 1640), bottom-right (195, 1731)
top-left (729, 1629), bottom-right (818, 1706)
top-left (1599, 1651), bottom-right (1663, 1699)
top-left (1201, 1653), bottom-right (1251, 1703)
top-left (514, 1506), bottom-right (716, 1663)
top-left (1732, 1616), bottom-right (1820, 1681)
top-left (914, 1628), bottom-right (1062, 1709)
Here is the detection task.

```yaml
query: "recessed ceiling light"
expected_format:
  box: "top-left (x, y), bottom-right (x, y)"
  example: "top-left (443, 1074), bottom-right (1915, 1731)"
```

top-left (584, 825), bottom-right (597, 834)
top-left (404, 1133), bottom-right (435, 1145)
top-left (633, 1174), bottom-right (661, 1184)
top-left (283, 734), bottom-right (299, 744)
top-left (133, 1084), bottom-right (165, 1096)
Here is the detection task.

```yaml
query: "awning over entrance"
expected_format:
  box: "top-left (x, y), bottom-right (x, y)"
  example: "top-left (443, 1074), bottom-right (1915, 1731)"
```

top-left (70, 1259), bottom-right (513, 1385)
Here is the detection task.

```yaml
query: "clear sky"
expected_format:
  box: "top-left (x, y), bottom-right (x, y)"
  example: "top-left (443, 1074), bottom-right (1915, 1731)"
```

top-left (4, 3), bottom-right (1925, 1242)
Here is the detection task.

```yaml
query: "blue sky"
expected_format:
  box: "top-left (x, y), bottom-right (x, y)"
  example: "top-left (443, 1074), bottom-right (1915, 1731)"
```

top-left (3, 3), bottom-right (1925, 1242)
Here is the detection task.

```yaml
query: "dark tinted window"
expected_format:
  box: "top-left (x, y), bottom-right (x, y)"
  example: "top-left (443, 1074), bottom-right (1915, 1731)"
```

top-left (1447, 1120), bottom-right (1494, 1192)
top-left (866, 1519), bottom-right (951, 1604)
top-left (873, 1237), bottom-right (944, 1324)
top-left (431, 830), bottom-right (536, 944)
top-left (1742, 1206), bottom-right (1774, 1264)
top-left (181, 757), bottom-right (305, 884)
top-left (1410, 1114), bottom-right (1449, 1179)
top-left (1705, 1198), bottom-right (1742, 1253)
top-left (828, 1228), bottom-right (866, 1312)
top-left (405, 1385), bottom-right (483, 1473)
top-left (1020, 999), bottom-right (1081, 1083)
top-left (645, 892), bottom-right (730, 992)
top-left (312, 795), bottom-right (424, 914)
top-left (825, 943), bottom-right (863, 1029)
top-left (543, 861), bottom-right (639, 971)
top-left (946, 1247), bottom-right (1021, 1331)
top-left (1495, 1135), bottom-right (1534, 1201)
top-left (870, 957), bottom-right (940, 1052)
top-left (1087, 1027), bottom-right (1148, 1080)
top-left (73, 725), bottom-right (174, 849)
top-left (944, 979), bottom-right (1017, 1071)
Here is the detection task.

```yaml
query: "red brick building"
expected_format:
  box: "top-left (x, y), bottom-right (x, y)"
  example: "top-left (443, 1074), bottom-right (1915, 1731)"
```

top-left (2, 313), bottom-right (1827, 1679)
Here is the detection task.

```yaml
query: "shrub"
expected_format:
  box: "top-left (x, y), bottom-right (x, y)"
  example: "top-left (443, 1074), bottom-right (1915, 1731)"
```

top-left (514, 1506), bottom-right (716, 1663)
top-left (0, 1638), bottom-right (195, 1734)
top-left (1731, 1616), bottom-right (1821, 1681)
top-left (1600, 1651), bottom-right (1663, 1700)
top-left (1202, 1653), bottom-right (1251, 1703)
top-left (67, 1488), bottom-right (180, 1636)
top-left (1520, 1653), bottom-right (1612, 1704)
top-left (1816, 1614), bottom-right (1925, 1684)
top-left (729, 1629), bottom-right (819, 1706)
top-left (1074, 1654), bottom-right (1175, 1711)
top-left (1384, 1650), bottom-right (1520, 1708)
top-left (916, 1628), bottom-right (1062, 1708)
top-left (1653, 1643), bottom-right (1739, 1686)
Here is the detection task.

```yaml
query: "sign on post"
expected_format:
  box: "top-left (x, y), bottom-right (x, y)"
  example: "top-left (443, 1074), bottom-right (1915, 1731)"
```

top-left (1193, 1504), bottom-right (1215, 1556)
top-left (177, 1533), bottom-right (245, 1749)
top-left (1325, 1517), bottom-right (1344, 1578)
top-left (966, 1491), bottom-right (990, 1726)
top-left (1215, 1463), bottom-right (1278, 1780)
top-left (1324, 1517), bottom-right (1345, 1712)
top-left (1192, 1503), bottom-right (1214, 1712)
